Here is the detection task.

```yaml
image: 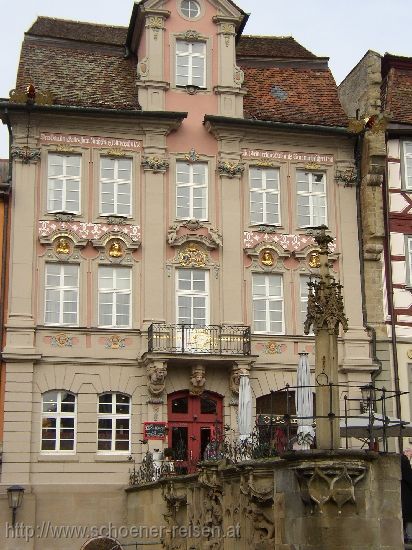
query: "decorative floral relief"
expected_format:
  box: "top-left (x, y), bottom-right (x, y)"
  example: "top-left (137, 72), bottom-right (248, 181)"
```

top-left (178, 244), bottom-right (207, 267)
top-left (137, 57), bottom-right (149, 80)
top-left (11, 146), bottom-right (41, 164)
top-left (185, 148), bottom-right (200, 162)
top-left (50, 333), bottom-right (74, 347)
top-left (265, 341), bottom-right (287, 355)
top-left (217, 160), bottom-right (245, 178)
top-left (244, 231), bottom-right (337, 253)
top-left (183, 29), bottom-right (201, 42)
top-left (167, 220), bottom-right (222, 249)
top-left (221, 23), bottom-right (235, 47)
top-left (142, 155), bottom-right (169, 173)
top-left (148, 16), bottom-right (164, 39)
top-left (103, 335), bottom-right (127, 349)
top-left (39, 220), bottom-right (141, 243)
top-left (234, 65), bottom-right (244, 87)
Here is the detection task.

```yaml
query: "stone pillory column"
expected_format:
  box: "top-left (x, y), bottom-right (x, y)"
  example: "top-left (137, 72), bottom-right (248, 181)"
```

top-left (304, 226), bottom-right (348, 449)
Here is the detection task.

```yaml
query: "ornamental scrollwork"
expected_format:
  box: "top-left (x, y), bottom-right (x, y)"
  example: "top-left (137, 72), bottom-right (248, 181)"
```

top-left (217, 160), bottom-right (245, 178)
top-left (142, 155), bottom-right (169, 173)
top-left (147, 362), bottom-right (167, 396)
top-left (183, 29), bottom-right (201, 42)
top-left (147, 16), bottom-right (164, 39)
top-left (11, 146), bottom-right (41, 164)
top-left (185, 148), bottom-right (200, 162)
top-left (234, 65), bottom-right (244, 87)
top-left (221, 23), bottom-right (235, 47)
top-left (178, 244), bottom-right (207, 267)
top-left (9, 87), bottom-right (54, 106)
top-left (335, 166), bottom-right (358, 187)
top-left (167, 220), bottom-right (222, 249)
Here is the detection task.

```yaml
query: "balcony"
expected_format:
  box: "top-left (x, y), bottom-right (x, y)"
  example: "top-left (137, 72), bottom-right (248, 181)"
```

top-left (148, 324), bottom-right (251, 356)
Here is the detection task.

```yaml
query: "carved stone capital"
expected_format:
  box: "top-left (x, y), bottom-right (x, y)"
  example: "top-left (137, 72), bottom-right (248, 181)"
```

top-left (11, 146), bottom-right (41, 164)
top-left (217, 160), bottom-right (245, 178)
top-left (142, 155), bottom-right (169, 173)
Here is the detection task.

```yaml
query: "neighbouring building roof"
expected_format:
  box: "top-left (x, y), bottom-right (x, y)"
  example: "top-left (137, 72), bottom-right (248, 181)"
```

top-left (237, 36), bottom-right (317, 59)
top-left (382, 54), bottom-right (412, 125)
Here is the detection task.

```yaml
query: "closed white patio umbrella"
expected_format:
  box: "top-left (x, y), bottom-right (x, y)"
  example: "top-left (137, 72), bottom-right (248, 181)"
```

top-left (238, 374), bottom-right (252, 442)
top-left (295, 353), bottom-right (315, 450)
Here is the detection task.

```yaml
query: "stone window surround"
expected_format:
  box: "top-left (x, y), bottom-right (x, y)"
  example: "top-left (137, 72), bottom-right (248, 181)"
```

top-left (243, 161), bottom-right (335, 235)
top-left (176, 267), bottom-right (210, 325)
top-left (44, 263), bottom-right (80, 327)
top-left (176, 160), bottom-right (209, 221)
top-left (170, 32), bottom-right (213, 93)
top-left (251, 272), bottom-right (285, 335)
top-left (99, 156), bottom-right (133, 219)
top-left (40, 390), bottom-right (77, 455)
top-left (249, 165), bottom-right (283, 228)
top-left (39, 147), bottom-right (141, 225)
top-left (169, 154), bottom-right (216, 226)
top-left (98, 265), bottom-right (133, 330)
top-left (47, 152), bottom-right (81, 215)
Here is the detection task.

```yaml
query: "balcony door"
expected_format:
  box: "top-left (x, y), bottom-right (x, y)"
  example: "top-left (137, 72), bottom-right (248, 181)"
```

top-left (167, 390), bottom-right (223, 474)
top-left (176, 268), bottom-right (209, 352)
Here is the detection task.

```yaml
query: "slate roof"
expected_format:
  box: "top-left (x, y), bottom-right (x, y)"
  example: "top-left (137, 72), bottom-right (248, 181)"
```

top-left (12, 16), bottom-right (347, 127)
top-left (382, 54), bottom-right (412, 125)
top-left (15, 18), bottom-right (139, 111)
top-left (237, 36), bottom-right (317, 60)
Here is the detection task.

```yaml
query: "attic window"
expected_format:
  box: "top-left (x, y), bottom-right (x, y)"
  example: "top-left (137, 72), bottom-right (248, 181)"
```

top-left (270, 86), bottom-right (288, 101)
top-left (181, 0), bottom-right (201, 18)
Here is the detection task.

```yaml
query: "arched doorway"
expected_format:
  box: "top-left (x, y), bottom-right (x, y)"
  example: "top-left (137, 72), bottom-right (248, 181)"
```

top-left (167, 390), bottom-right (223, 473)
top-left (81, 537), bottom-right (122, 550)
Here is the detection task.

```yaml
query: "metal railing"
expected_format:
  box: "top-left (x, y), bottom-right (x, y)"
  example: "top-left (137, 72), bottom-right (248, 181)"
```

top-left (147, 324), bottom-right (251, 355)
top-left (129, 383), bottom-right (410, 486)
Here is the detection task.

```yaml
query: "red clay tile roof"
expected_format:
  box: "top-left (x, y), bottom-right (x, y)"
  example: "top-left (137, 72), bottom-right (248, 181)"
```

top-left (237, 36), bottom-right (317, 59)
top-left (241, 65), bottom-right (348, 127)
top-left (15, 19), bottom-right (139, 111)
top-left (382, 59), bottom-right (412, 125)
top-left (27, 16), bottom-right (127, 46)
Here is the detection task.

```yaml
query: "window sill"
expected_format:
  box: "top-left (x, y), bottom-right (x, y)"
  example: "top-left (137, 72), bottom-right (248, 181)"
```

top-left (94, 454), bottom-right (131, 463)
top-left (37, 454), bottom-right (79, 462)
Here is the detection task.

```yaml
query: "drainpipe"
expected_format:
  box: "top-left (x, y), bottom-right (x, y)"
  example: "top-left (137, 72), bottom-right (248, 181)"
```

top-left (354, 133), bottom-right (383, 385)
top-left (383, 132), bottom-right (402, 448)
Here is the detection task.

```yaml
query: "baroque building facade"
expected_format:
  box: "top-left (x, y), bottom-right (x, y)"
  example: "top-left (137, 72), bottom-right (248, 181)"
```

top-left (0, 1), bottom-right (378, 547)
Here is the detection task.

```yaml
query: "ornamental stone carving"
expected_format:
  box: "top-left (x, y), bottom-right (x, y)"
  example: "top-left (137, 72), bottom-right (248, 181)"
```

top-left (217, 160), bottom-right (245, 178)
top-left (142, 155), bottom-right (169, 173)
top-left (335, 163), bottom-right (358, 186)
top-left (147, 16), bottom-right (164, 39)
top-left (167, 220), bottom-right (222, 249)
top-left (11, 146), bottom-right (41, 164)
top-left (137, 57), bottom-right (149, 80)
top-left (183, 29), bottom-right (201, 42)
top-left (147, 362), bottom-right (167, 396)
top-left (240, 471), bottom-right (275, 550)
top-left (178, 244), bottom-right (207, 267)
top-left (190, 365), bottom-right (206, 395)
top-left (294, 462), bottom-right (367, 515)
top-left (185, 148), bottom-right (200, 162)
top-left (230, 366), bottom-right (249, 394)
top-left (234, 65), bottom-right (245, 87)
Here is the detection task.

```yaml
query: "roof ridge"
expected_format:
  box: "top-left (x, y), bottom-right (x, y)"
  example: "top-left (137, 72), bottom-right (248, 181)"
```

top-left (31, 16), bottom-right (127, 31)
top-left (240, 34), bottom-right (294, 39)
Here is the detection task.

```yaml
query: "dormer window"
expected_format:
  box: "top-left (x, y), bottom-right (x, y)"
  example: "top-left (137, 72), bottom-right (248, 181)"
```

top-left (181, 0), bottom-right (201, 18)
top-left (176, 40), bottom-right (206, 88)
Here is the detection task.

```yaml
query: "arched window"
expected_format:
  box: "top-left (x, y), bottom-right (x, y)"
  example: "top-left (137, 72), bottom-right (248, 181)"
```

top-left (41, 391), bottom-right (76, 452)
top-left (81, 537), bottom-right (122, 550)
top-left (97, 393), bottom-right (130, 453)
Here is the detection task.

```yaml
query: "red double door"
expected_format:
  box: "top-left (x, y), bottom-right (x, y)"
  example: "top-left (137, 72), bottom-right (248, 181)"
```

top-left (167, 390), bottom-right (223, 473)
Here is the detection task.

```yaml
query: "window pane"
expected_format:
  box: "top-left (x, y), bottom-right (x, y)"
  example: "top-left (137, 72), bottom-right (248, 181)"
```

top-left (116, 394), bottom-right (130, 414)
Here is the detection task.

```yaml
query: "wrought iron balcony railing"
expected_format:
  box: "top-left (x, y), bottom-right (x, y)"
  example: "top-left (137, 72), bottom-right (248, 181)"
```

top-left (148, 324), bottom-right (251, 355)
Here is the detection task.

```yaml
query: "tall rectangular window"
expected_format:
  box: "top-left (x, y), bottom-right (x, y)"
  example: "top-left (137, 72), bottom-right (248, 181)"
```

top-left (100, 157), bottom-right (132, 217)
top-left (252, 273), bottom-right (284, 334)
top-left (297, 170), bottom-right (327, 227)
top-left (176, 269), bottom-right (209, 325)
top-left (98, 267), bottom-right (131, 328)
top-left (45, 264), bottom-right (79, 326)
top-left (41, 391), bottom-right (76, 452)
top-left (250, 167), bottom-right (281, 225)
top-left (47, 154), bottom-right (81, 213)
top-left (176, 162), bottom-right (208, 220)
top-left (403, 142), bottom-right (412, 190)
top-left (176, 40), bottom-right (206, 88)
top-left (407, 236), bottom-right (412, 286)
top-left (97, 393), bottom-right (130, 453)
top-left (300, 275), bottom-right (312, 333)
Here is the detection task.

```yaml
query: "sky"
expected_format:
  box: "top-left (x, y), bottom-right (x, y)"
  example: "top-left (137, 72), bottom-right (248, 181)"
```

top-left (0, 0), bottom-right (411, 158)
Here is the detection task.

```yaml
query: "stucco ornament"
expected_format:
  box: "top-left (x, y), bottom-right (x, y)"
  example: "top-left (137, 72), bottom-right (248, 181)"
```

top-left (335, 165), bottom-right (358, 186)
top-left (51, 333), bottom-right (73, 348)
top-left (241, 471), bottom-right (275, 550)
top-left (178, 244), bottom-right (207, 267)
top-left (260, 249), bottom-right (275, 267)
top-left (190, 365), bottom-right (206, 395)
top-left (185, 148), bottom-right (200, 162)
top-left (221, 23), bottom-right (235, 47)
top-left (308, 251), bottom-right (321, 269)
top-left (147, 363), bottom-right (167, 396)
top-left (137, 57), bottom-right (149, 80)
top-left (11, 146), bottom-right (41, 164)
top-left (147, 16), bottom-right (164, 39)
top-left (142, 155), bottom-right (169, 173)
top-left (217, 160), bottom-right (245, 178)
top-left (167, 220), bottom-right (222, 249)
top-left (108, 240), bottom-right (124, 258)
top-left (234, 65), bottom-right (244, 86)
top-left (55, 237), bottom-right (71, 255)
top-left (183, 29), bottom-right (201, 42)
top-left (230, 366), bottom-right (249, 394)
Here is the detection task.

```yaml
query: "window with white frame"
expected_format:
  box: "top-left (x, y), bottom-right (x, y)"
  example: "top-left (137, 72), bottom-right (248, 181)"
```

top-left (181, 0), bottom-right (201, 18)
top-left (176, 40), bottom-right (206, 88)
top-left (97, 393), bottom-right (130, 453)
top-left (177, 269), bottom-right (209, 325)
top-left (41, 391), bottom-right (76, 452)
top-left (176, 161), bottom-right (208, 220)
top-left (407, 236), bottom-right (412, 286)
top-left (296, 170), bottom-right (327, 227)
top-left (250, 167), bottom-right (281, 225)
top-left (100, 157), bottom-right (132, 217)
top-left (45, 264), bottom-right (79, 326)
top-left (403, 142), bottom-right (412, 190)
top-left (98, 267), bottom-right (131, 328)
top-left (47, 154), bottom-right (81, 213)
top-left (252, 273), bottom-right (284, 334)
